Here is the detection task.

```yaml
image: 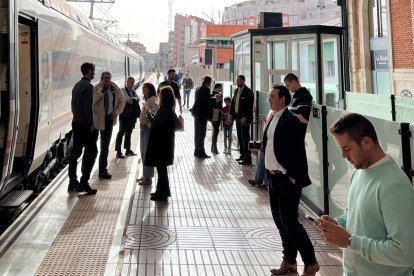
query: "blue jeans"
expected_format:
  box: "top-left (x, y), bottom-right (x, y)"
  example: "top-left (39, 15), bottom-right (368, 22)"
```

top-left (140, 124), bottom-right (154, 178)
top-left (223, 123), bottom-right (233, 148)
top-left (183, 89), bottom-right (191, 107)
top-left (255, 151), bottom-right (269, 185)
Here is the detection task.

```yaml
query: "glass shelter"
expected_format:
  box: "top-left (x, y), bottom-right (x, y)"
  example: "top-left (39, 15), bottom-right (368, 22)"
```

top-left (232, 25), bottom-right (345, 134)
top-left (233, 26), bottom-right (347, 216)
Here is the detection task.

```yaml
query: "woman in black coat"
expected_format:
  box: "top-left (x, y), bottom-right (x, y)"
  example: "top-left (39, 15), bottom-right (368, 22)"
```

top-left (144, 86), bottom-right (177, 201)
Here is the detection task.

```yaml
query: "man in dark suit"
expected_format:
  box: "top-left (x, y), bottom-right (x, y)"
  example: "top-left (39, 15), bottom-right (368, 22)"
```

top-left (263, 85), bottom-right (319, 276)
top-left (230, 75), bottom-right (254, 165)
top-left (158, 69), bottom-right (182, 113)
top-left (284, 73), bottom-right (313, 137)
top-left (191, 76), bottom-right (213, 158)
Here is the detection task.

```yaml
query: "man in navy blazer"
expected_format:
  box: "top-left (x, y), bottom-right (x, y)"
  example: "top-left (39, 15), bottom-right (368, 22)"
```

top-left (230, 75), bottom-right (254, 165)
top-left (262, 85), bottom-right (319, 276)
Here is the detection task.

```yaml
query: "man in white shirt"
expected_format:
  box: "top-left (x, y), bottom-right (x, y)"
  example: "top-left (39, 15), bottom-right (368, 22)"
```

top-left (262, 85), bottom-right (318, 276)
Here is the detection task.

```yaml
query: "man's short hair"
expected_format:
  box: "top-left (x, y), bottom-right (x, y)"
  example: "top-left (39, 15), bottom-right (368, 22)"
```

top-left (80, 62), bottom-right (95, 75)
top-left (202, 75), bottom-right (212, 85)
top-left (168, 69), bottom-right (175, 74)
top-left (101, 71), bottom-right (111, 80)
top-left (284, 73), bottom-right (299, 83)
top-left (329, 113), bottom-right (379, 144)
top-left (127, 76), bottom-right (135, 82)
top-left (237, 75), bottom-right (246, 82)
top-left (274, 85), bottom-right (291, 106)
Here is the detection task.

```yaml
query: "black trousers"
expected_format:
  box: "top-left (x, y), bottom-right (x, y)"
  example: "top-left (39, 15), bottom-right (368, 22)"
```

top-left (211, 120), bottom-right (220, 151)
top-left (236, 119), bottom-right (251, 161)
top-left (194, 116), bottom-right (207, 155)
top-left (155, 166), bottom-right (170, 197)
top-left (68, 122), bottom-right (98, 184)
top-left (99, 115), bottom-right (113, 174)
top-left (267, 170), bottom-right (316, 266)
top-left (115, 115), bottom-right (135, 152)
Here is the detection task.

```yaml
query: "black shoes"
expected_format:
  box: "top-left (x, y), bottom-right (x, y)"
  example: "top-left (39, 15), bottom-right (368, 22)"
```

top-left (68, 180), bottom-right (82, 192)
top-left (79, 182), bottom-right (97, 195)
top-left (238, 160), bottom-right (252, 165)
top-left (99, 171), bottom-right (112, 179)
top-left (248, 180), bottom-right (257, 186)
top-left (235, 156), bottom-right (243, 161)
top-left (69, 179), bottom-right (97, 194)
top-left (125, 150), bottom-right (137, 156)
top-left (116, 151), bottom-right (125, 158)
top-left (150, 195), bottom-right (168, 201)
top-left (194, 153), bottom-right (211, 158)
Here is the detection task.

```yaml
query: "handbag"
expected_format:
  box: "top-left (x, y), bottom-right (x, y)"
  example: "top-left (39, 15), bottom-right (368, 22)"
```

top-left (176, 114), bottom-right (184, 131)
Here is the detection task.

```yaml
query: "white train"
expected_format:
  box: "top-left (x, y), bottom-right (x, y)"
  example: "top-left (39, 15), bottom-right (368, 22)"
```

top-left (0, 0), bottom-right (145, 205)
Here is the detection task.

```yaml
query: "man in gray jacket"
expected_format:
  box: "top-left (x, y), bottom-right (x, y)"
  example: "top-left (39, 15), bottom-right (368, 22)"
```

top-left (68, 62), bottom-right (98, 194)
top-left (93, 72), bottom-right (126, 179)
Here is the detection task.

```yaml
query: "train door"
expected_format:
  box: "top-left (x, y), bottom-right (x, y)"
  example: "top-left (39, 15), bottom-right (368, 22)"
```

top-left (14, 17), bottom-right (52, 177)
top-left (13, 16), bottom-right (52, 176)
top-left (14, 18), bottom-right (37, 176)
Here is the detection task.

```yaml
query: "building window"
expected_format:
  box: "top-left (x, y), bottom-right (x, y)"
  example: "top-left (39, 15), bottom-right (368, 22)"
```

top-left (369, 0), bottom-right (388, 38)
top-left (292, 6), bottom-right (298, 12)
top-left (282, 7), bottom-right (288, 12)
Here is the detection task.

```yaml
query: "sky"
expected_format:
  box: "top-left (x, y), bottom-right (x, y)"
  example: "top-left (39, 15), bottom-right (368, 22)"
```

top-left (70, 0), bottom-right (240, 53)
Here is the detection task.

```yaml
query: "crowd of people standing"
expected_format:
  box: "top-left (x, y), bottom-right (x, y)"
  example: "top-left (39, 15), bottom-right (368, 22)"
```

top-left (69, 63), bottom-right (414, 275)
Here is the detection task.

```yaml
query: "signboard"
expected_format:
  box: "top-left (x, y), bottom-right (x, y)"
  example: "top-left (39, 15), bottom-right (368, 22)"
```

top-left (374, 49), bottom-right (389, 70)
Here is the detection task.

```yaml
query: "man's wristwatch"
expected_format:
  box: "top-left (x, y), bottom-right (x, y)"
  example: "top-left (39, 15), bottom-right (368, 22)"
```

top-left (347, 235), bottom-right (352, 248)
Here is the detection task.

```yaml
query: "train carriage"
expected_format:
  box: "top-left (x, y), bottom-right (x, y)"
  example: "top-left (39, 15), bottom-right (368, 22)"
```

top-left (0, 0), bottom-right (145, 206)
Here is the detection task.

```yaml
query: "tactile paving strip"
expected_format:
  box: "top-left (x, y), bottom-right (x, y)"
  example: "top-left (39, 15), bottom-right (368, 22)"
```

top-left (35, 130), bottom-right (140, 276)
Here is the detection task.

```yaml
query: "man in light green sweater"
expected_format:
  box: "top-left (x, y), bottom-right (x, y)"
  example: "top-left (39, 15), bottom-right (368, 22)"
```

top-left (316, 113), bottom-right (414, 276)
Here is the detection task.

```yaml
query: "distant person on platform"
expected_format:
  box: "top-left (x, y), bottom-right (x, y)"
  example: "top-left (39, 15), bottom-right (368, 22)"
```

top-left (191, 76), bottom-right (213, 158)
top-left (115, 76), bottom-right (140, 158)
top-left (284, 73), bottom-right (313, 131)
top-left (68, 62), bottom-right (98, 195)
top-left (93, 71), bottom-right (126, 179)
top-left (156, 69), bottom-right (161, 85)
top-left (316, 113), bottom-right (414, 276)
top-left (231, 75), bottom-right (254, 165)
top-left (181, 71), bottom-right (194, 108)
top-left (158, 69), bottom-right (182, 113)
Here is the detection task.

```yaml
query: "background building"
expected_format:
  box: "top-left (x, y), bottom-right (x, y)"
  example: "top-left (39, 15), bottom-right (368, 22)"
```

top-left (173, 14), bottom-right (212, 68)
top-left (347, 0), bottom-right (414, 96)
top-left (222, 0), bottom-right (341, 27)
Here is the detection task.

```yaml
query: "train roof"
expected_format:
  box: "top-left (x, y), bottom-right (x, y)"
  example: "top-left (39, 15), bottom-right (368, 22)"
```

top-left (44, 0), bottom-right (141, 58)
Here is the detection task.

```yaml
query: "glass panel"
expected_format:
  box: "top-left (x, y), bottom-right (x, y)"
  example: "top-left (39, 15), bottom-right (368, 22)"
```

top-left (302, 104), bottom-right (325, 212)
top-left (291, 40), bottom-right (298, 71)
top-left (243, 41), bottom-right (251, 86)
top-left (326, 106), bottom-right (350, 218)
top-left (345, 92), bottom-right (392, 121)
top-left (267, 42), bottom-right (272, 70)
top-left (255, 62), bottom-right (262, 92)
top-left (221, 81), bottom-right (234, 99)
top-left (322, 35), bottom-right (341, 107)
top-left (326, 106), bottom-right (404, 218)
top-left (298, 39), bottom-right (317, 102)
top-left (395, 96), bottom-right (414, 125)
top-left (257, 91), bottom-right (270, 140)
top-left (273, 42), bottom-right (287, 70)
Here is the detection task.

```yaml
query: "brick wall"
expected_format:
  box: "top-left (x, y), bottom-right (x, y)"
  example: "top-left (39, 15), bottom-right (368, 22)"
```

top-left (390, 0), bottom-right (414, 69)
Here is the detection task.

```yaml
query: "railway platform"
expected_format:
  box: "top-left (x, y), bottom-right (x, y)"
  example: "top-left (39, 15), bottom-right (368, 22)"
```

top-left (0, 73), bottom-right (343, 275)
